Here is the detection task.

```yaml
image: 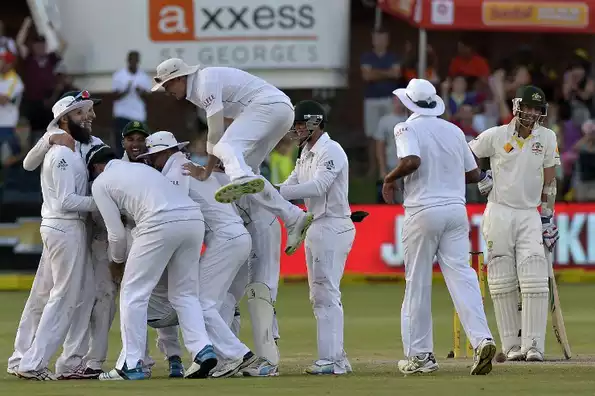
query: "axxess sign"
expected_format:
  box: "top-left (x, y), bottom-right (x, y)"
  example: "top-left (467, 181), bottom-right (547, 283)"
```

top-left (149, 0), bottom-right (317, 42)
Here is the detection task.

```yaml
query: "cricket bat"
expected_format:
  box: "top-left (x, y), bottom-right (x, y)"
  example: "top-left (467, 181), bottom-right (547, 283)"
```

top-left (546, 249), bottom-right (571, 359)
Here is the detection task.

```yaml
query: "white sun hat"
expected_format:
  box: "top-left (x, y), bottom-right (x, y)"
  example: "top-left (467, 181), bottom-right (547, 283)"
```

top-left (393, 78), bottom-right (445, 117)
top-left (151, 58), bottom-right (200, 92)
top-left (136, 131), bottom-right (189, 159)
top-left (48, 92), bottom-right (94, 129)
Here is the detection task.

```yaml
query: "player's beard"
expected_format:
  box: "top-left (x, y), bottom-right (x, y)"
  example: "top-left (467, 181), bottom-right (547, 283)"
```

top-left (68, 117), bottom-right (92, 144)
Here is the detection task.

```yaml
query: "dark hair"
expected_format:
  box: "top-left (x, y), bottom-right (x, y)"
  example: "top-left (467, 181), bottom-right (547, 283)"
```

top-left (86, 144), bottom-right (117, 168)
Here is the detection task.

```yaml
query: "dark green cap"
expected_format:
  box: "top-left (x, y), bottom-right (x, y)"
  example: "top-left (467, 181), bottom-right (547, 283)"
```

top-left (122, 121), bottom-right (150, 137)
top-left (516, 85), bottom-right (547, 108)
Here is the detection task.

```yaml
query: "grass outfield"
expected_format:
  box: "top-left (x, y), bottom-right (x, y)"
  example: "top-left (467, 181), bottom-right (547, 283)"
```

top-left (0, 283), bottom-right (594, 395)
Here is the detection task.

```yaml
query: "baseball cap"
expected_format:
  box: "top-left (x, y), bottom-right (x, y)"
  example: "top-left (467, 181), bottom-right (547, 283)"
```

top-left (61, 90), bottom-right (102, 106)
top-left (516, 85), bottom-right (547, 109)
top-left (122, 120), bottom-right (150, 138)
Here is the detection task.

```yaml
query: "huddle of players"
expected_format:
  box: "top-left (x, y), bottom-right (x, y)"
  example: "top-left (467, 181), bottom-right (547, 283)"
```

top-left (7, 78), bottom-right (354, 380)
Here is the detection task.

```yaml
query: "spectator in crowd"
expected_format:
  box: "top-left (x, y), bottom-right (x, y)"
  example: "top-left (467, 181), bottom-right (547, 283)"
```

top-left (503, 65), bottom-right (532, 100)
top-left (16, 17), bottom-right (66, 133)
top-left (44, 61), bottom-right (78, 111)
top-left (452, 104), bottom-right (479, 142)
top-left (448, 40), bottom-right (490, 85)
top-left (0, 21), bottom-right (17, 56)
top-left (442, 75), bottom-right (477, 118)
top-left (373, 96), bottom-right (407, 203)
top-left (269, 136), bottom-right (296, 186)
top-left (561, 59), bottom-right (594, 125)
top-left (573, 119), bottom-right (595, 201)
top-left (188, 133), bottom-right (208, 166)
top-left (360, 28), bottom-right (401, 177)
top-left (112, 50), bottom-right (152, 157)
top-left (401, 42), bottom-right (440, 85)
top-left (0, 51), bottom-right (24, 152)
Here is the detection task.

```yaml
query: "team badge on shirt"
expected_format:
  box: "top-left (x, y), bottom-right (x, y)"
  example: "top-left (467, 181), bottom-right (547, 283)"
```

top-left (57, 159), bottom-right (68, 170)
top-left (531, 142), bottom-right (544, 155)
top-left (324, 160), bottom-right (335, 170)
top-left (503, 142), bottom-right (514, 153)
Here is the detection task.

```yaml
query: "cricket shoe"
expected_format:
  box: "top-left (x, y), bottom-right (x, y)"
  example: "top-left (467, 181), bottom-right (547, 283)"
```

top-left (470, 338), bottom-right (497, 375)
top-left (98, 362), bottom-right (149, 381)
top-left (168, 355), bottom-right (184, 378)
top-left (284, 212), bottom-right (314, 255)
top-left (305, 359), bottom-right (349, 375)
top-left (184, 344), bottom-right (218, 379)
top-left (397, 353), bottom-right (439, 375)
top-left (215, 177), bottom-right (265, 203)
top-left (525, 348), bottom-right (545, 362)
top-left (7, 366), bottom-right (18, 377)
top-left (17, 367), bottom-right (57, 381)
top-left (211, 351), bottom-right (258, 378)
top-left (57, 364), bottom-right (102, 380)
top-left (242, 357), bottom-right (279, 377)
top-left (506, 345), bottom-right (525, 361)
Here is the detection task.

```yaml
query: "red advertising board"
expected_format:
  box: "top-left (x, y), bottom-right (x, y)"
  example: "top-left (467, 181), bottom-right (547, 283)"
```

top-left (378, 0), bottom-right (595, 34)
top-left (279, 203), bottom-right (595, 276)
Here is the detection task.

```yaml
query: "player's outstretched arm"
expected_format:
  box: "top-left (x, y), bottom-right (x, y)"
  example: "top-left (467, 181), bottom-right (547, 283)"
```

top-left (23, 132), bottom-right (54, 171)
top-left (91, 180), bottom-right (128, 264)
top-left (52, 148), bottom-right (97, 212)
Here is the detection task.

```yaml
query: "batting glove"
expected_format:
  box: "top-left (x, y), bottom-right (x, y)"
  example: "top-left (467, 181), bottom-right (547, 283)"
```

top-left (542, 216), bottom-right (559, 251)
top-left (477, 170), bottom-right (493, 196)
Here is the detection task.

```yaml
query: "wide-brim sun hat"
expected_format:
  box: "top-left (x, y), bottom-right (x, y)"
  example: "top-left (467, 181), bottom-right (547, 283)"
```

top-left (136, 131), bottom-right (189, 159)
top-left (48, 92), bottom-right (94, 129)
top-left (152, 58), bottom-right (200, 92)
top-left (393, 78), bottom-right (445, 117)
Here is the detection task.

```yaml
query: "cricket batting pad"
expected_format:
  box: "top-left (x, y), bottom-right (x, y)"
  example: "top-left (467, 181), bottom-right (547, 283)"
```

top-left (487, 256), bottom-right (522, 353)
top-left (518, 255), bottom-right (549, 354)
top-left (246, 282), bottom-right (280, 365)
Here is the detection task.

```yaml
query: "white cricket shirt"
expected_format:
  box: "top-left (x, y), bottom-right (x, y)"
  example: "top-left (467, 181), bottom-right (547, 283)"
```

top-left (161, 152), bottom-right (245, 236)
top-left (395, 114), bottom-right (477, 210)
top-left (280, 133), bottom-right (351, 220)
top-left (91, 160), bottom-right (203, 263)
top-left (41, 145), bottom-right (96, 220)
top-left (112, 68), bottom-right (152, 121)
top-left (0, 71), bottom-right (23, 128)
top-left (468, 121), bottom-right (560, 209)
top-left (185, 67), bottom-right (291, 119)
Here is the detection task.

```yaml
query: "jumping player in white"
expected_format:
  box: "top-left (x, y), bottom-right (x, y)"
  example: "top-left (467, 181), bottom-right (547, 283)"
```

top-left (151, 58), bottom-right (312, 256)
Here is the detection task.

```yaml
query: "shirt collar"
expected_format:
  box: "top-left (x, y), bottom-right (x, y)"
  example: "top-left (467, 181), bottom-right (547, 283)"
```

top-left (407, 113), bottom-right (435, 122)
top-left (162, 151), bottom-right (186, 175)
top-left (305, 132), bottom-right (330, 155)
top-left (104, 159), bottom-right (117, 171)
top-left (185, 71), bottom-right (199, 101)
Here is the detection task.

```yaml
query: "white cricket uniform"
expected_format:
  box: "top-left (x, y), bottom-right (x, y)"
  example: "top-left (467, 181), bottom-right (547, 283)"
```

top-left (279, 133), bottom-right (354, 372)
top-left (185, 67), bottom-right (303, 226)
top-left (469, 122), bottom-right (560, 355)
top-left (91, 159), bottom-right (211, 370)
top-left (11, 145), bottom-right (96, 373)
top-left (19, 131), bottom-right (112, 374)
top-left (396, 114), bottom-right (492, 357)
top-left (213, 170), bottom-right (282, 327)
top-left (147, 152), bottom-right (251, 361)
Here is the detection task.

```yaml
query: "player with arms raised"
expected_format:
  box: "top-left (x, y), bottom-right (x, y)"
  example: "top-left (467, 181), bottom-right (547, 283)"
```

top-left (469, 85), bottom-right (560, 362)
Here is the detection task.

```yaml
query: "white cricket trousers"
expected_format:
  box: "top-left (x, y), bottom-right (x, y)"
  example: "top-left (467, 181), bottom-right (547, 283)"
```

top-left (15, 219), bottom-right (88, 372)
top-left (57, 237), bottom-right (117, 372)
top-left (401, 204), bottom-right (492, 357)
top-left (212, 101), bottom-right (303, 226)
top-left (305, 217), bottom-right (355, 364)
top-left (116, 218), bottom-right (210, 370)
top-left (148, 226), bottom-right (252, 360)
top-left (220, 203), bottom-right (282, 338)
